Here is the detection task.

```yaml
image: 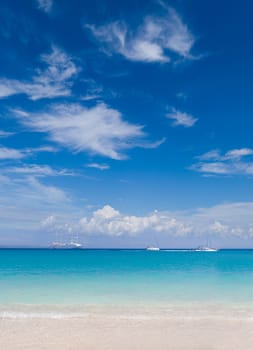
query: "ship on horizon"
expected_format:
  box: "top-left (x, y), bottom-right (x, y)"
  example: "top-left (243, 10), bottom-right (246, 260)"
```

top-left (50, 241), bottom-right (83, 249)
top-left (50, 229), bottom-right (84, 249)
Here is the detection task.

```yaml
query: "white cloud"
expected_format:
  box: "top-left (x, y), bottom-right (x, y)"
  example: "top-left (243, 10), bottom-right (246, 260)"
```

top-left (225, 148), bottom-right (253, 159)
top-left (87, 7), bottom-right (195, 63)
top-left (0, 46), bottom-right (78, 100)
top-left (16, 103), bottom-right (160, 160)
top-left (81, 79), bottom-right (104, 101)
top-left (197, 149), bottom-right (221, 161)
top-left (0, 147), bottom-right (25, 160)
top-left (94, 205), bottom-right (120, 219)
top-left (78, 205), bottom-right (192, 237)
top-left (192, 148), bottom-right (253, 176)
top-left (0, 145), bottom-right (58, 162)
top-left (166, 108), bottom-right (198, 127)
top-left (87, 163), bottom-right (110, 170)
top-left (25, 145), bottom-right (58, 154)
top-left (4, 164), bottom-right (72, 177)
top-left (40, 202), bottom-right (253, 240)
top-left (2, 191), bottom-right (253, 244)
top-left (81, 94), bottom-right (101, 101)
top-left (36, 0), bottom-right (52, 13)
top-left (192, 162), bottom-right (230, 175)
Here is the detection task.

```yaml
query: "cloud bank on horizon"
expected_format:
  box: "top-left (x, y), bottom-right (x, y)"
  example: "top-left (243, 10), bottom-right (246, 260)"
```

top-left (0, 0), bottom-right (253, 246)
top-left (42, 202), bottom-right (253, 239)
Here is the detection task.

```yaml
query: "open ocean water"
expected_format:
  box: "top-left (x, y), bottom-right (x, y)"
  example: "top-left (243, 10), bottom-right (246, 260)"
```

top-left (0, 249), bottom-right (253, 318)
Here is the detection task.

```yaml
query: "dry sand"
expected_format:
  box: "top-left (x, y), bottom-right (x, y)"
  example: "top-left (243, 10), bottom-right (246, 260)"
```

top-left (0, 307), bottom-right (253, 349)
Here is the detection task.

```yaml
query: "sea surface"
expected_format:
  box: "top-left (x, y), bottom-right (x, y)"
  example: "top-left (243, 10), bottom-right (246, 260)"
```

top-left (0, 249), bottom-right (253, 317)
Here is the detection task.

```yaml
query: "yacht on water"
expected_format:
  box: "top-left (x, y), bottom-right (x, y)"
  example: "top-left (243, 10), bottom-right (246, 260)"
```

top-left (146, 246), bottom-right (160, 251)
top-left (50, 231), bottom-right (84, 249)
top-left (194, 246), bottom-right (218, 252)
top-left (51, 241), bottom-right (83, 249)
top-left (194, 237), bottom-right (218, 252)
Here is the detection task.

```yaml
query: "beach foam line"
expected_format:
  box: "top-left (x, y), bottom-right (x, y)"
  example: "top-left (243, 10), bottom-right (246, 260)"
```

top-left (1, 303), bottom-right (253, 321)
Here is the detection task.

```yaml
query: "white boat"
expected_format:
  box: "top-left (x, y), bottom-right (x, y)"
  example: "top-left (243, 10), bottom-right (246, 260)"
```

top-left (50, 241), bottom-right (83, 249)
top-left (51, 229), bottom-right (84, 249)
top-left (68, 242), bottom-right (83, 249)
top-left (194, 246), bottom-right (218, 252)
top-left (146, 246), bottom-right (160, 251)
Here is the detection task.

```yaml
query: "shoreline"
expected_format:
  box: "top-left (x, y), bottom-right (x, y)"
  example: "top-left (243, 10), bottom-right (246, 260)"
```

top-left (1, 302), bottom-right (253, 319)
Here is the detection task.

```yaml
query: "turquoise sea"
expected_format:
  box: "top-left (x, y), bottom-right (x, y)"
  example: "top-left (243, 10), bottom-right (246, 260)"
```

top-left (0, 249), bottom-right (253, 310)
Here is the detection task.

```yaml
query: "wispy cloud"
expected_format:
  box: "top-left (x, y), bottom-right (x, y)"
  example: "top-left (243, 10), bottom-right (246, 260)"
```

top-left (0, 147), bottom-right (25, 160)
top-left (0, 46), bottom-right (78, 100)
top-left (4, 164), bottom-right (72, 177)
top-left (16, 103), bottom-right (162, 160)
top-left (27, 176), bottom-right (68, 202)
top-left (23, 146), bottom-right (58, 156)
top-left (0, 145), bottom-right (58, 161)
top-left (86, 163), bottom-right (110, 170)
top-left (191, 148), bottom-right (253, 175)
top-left (81, 79), bottom-right (104, 101)
top-left (86, 7), bottom-right (196, 63)
top-left (36, 0), bottom-right (52, 13)
top-left (0, 174), bottom-right (72, 239)
top-left (166, 108), bottom-right (198, 127)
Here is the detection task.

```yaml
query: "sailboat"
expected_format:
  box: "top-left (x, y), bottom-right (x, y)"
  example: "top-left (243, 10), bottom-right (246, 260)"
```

top-left (194, 246), bottom-right (218, 252)
top-left (194, 238), bottom-right (218, 252)
top-left (146, 233), bottom-right (160, 251)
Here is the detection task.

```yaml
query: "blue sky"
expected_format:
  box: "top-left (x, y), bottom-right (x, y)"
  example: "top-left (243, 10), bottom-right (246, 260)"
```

top-left (1, 0), bottom-right (253, 247)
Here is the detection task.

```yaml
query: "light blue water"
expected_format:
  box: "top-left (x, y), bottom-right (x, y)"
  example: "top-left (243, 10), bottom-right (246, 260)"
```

top-left (0, 249), bottom-right (253, 306)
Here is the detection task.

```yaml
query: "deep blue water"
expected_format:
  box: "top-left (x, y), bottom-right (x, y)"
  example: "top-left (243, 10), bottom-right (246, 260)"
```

top-left (0, 249), bottom-right (253, 305)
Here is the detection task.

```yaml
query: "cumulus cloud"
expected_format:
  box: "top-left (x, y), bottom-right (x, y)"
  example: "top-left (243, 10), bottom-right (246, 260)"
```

top-left (0, 46), bottom-right (78, 100)
top-left (166, 108), bottom-right (198, 127)
top-left (78, 205), bottom-right (189, 236)
top-left (191, 148), bottom-right (253, 176)
top-left (42, 202), bottom-right (253, 240)
top-left (86, 7), bottom-right (195, 63)
top-left (93, 205), bottom-right (120, 219)
top-left (36, 0), bottom-right (52, 13)
top-left (16, 103), bottom-right (161, 160)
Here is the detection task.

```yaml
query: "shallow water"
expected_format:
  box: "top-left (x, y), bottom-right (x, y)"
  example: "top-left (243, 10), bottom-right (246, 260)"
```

top-left (0, 249), bottom-right (253, 307)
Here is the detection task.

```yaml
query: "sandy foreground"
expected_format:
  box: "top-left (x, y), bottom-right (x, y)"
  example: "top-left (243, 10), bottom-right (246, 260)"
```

top-left (0, 307), bottom-right (253, 350)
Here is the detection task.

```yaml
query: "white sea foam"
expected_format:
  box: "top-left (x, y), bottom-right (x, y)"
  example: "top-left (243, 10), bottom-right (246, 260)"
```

top-left (1, 303), bottom-right (253, 321)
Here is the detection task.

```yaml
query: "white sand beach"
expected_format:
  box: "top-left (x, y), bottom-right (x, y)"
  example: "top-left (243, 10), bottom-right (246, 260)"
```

top-left (1, 306), bottom-right (253, 349)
